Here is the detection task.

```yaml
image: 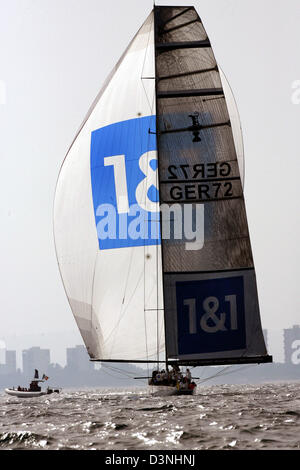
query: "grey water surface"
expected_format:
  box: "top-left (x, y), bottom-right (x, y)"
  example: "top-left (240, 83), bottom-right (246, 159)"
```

top-left (0, 383), bottom-right (299, 450)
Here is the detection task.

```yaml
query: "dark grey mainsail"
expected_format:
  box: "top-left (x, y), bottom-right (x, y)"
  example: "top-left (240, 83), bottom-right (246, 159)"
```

top-left (154, 6), bottom-right (272, 366)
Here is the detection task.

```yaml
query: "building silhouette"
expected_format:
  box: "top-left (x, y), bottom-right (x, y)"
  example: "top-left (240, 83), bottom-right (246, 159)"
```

top-left (66, 345), bottom-right (93, 371)
top-left (22, 347), bottom-right (50, 377)
top-left (5, 350), bottom-right (16, 375)
top-left (283, 325), bottom-right (300, 365)
top-left (0, 350), bottom-right (16, 375)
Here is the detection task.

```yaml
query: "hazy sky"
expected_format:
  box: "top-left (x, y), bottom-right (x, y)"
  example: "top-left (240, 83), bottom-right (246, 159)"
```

top-left (0, 0), bottom-right (299, 365)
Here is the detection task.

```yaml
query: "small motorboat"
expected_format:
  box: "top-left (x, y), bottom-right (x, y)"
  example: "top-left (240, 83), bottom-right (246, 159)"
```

top-left (5, 387), bottom-right (61, 398)
top-left (5, 369), bottom-right (61, 398)
top-left (5, 389), bottom-right (47, 398)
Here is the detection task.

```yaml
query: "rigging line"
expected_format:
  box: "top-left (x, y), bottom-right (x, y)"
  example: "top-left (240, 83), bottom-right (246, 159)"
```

top-left (142, 111), bottom-right (157, 372)
top-left (102, 365), bottom-right (148, 381)
top-left (101, 363), bottom-right (139, 379)
top-left (102, 367), bottom-right (130, 379)
top-left (141, 10), bottom-right (154, 82)
top-left (196, 367), bottom-right (234, 385)
top-left (102, 270), bottom-right (145, 347)
top-left (140, 16), bottom-right (156, 114)
top-left (197, 364), bottom-right (256, 385)
top-left (101, 365), bottom-right (135, 381)
top-left (192, 365), bottom-right (208, 381)
top-left (199, 366), bottom-right (222, 383)
top-left (217, 364), bottom-right (256, 378)
top-left (102, 364), bottom-right (137, 375)
top-left (141, 74), bottom-right (156, 116)
top-left (90, 251), bottom-right (100, 337)
top-left (139, 16), bottom-right (159, 366)
top-left (136, 103), bottom-right (157, 372)
top-left (197, 367), bottom-right (245, 384)
top-left (143, 249), bottom-right (150, 377)
top-left (198, 365), bottom-right (234, 381)
top-left (144, 120), bottom-right (157, 368)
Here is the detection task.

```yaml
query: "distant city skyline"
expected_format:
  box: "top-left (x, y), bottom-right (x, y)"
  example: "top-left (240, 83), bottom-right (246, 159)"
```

top-left (0, 337), bottom-right (299, 392)
top-left (1, 325), bottom-right (300, 371)
top-left (0, 344), bottom-right (92, 374)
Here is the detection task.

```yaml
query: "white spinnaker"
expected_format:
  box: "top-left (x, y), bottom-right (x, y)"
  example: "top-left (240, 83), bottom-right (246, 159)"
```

top-left (54, 12), bottom-right (165, 361)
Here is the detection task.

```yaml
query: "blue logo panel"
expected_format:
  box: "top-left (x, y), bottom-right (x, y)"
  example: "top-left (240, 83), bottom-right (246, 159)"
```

top-left (90, 116), bottom-right (160, 250)
top-left (176, 276), bottom-right (246, 355)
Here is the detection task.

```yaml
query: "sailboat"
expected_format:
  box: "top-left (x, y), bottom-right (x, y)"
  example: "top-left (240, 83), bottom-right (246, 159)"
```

top-left (54, 5), bottom-right (272, 396)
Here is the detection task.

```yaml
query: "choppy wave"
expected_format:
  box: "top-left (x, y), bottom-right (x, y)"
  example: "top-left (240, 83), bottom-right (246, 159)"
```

top-left (0, 383), bottom-right (299, 450)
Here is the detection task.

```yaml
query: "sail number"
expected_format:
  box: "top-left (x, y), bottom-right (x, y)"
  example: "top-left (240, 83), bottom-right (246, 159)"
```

top-left (165, 162), bottom-right (239, 202)
top-left (168, 162), bottom-right (232, 180)
top-left (184, 295), bottom-right (238, 334)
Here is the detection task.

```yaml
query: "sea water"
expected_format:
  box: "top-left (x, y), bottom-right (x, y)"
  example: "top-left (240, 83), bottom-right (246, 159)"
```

top-left (0, 383), bottom-right (299, 450)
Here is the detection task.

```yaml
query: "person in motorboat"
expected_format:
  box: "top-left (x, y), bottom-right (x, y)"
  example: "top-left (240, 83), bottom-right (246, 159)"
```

top-left (29, 380), bottom-right (41, 392)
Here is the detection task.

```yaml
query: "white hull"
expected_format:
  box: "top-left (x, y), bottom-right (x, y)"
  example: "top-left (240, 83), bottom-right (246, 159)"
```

top-left (150, 385), bottom-right (196, 397)
top-left (5, 389), bottom-right (46, 398)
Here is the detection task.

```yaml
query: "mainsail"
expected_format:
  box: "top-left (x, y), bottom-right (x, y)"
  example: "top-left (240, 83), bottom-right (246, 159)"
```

top-left (54, 6), bottom-right (272, 367)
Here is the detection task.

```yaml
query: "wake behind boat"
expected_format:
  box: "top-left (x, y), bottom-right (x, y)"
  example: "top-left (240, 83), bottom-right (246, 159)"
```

top-left (5, 369), bottom-right (61, 398)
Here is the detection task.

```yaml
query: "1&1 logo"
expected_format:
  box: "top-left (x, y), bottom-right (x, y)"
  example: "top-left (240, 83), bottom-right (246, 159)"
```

top-left (90, 116), bottom-right (160, 250)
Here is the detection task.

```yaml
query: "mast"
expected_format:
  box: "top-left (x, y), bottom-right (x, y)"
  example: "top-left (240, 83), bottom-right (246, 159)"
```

top-left (154, 5), bottom-right (169, 371)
